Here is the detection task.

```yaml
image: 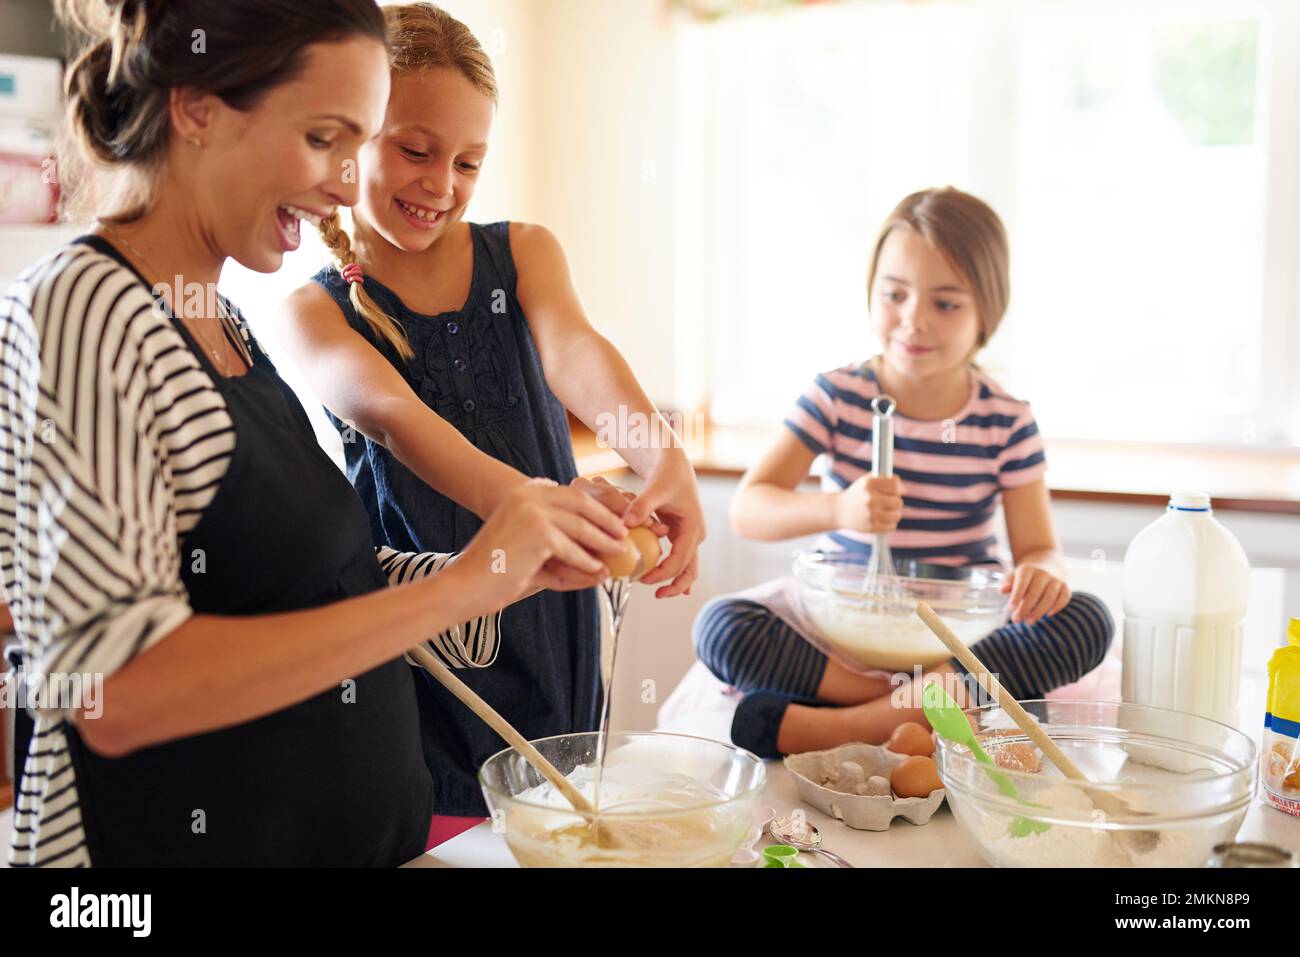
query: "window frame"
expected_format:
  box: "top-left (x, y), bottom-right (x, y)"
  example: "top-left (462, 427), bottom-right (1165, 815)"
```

top-left (673, 0), bottom-right (1300, 452)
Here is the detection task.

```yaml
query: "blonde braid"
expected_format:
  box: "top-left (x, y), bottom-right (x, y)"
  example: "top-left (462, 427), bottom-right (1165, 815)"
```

top-left (318, 211), bottom-right (415, 361)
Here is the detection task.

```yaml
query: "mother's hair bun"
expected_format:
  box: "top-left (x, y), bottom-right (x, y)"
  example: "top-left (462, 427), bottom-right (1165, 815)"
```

top-left (55, 0), bottom-right (388, 220)
top-left (60, 0), bottom-right (165, 166)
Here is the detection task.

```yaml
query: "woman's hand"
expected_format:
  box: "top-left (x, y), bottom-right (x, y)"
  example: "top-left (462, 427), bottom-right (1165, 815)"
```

top-left (1002, 564), bottom-right (1071, 626)
top-left (834, 475), bottom-right (903, 535)
top-left (448, 479), bottom-right (629, 607)
top-left (620, 456), bottom-right (706, 599)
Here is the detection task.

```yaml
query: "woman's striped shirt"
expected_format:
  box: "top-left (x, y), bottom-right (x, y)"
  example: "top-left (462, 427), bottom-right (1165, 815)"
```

top-left (784, 360), bottom-right (1048, 566)
top-left (0, 243), bottom-right (499, 868)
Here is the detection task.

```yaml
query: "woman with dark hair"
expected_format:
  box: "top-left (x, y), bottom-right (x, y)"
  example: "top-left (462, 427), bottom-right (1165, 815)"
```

top-left (0, 0), bottom-right (631, 867)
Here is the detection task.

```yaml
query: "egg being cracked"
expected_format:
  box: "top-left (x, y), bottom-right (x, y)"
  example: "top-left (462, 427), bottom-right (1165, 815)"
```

top-left (605, 526), bottom-right (663, 581)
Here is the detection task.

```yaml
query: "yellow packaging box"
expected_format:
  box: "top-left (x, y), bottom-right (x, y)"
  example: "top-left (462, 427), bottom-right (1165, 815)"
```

top-left (1263, 618), bottom-right (1300, 816)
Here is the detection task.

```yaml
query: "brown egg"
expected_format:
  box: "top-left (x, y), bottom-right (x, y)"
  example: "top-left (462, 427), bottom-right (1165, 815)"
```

top-left (890, 755), bottom-right (943, 799)
top-left (887, 721), bottom-right (935, 757)
top-left (991, 742), bottom-right (1042, 774)
top-left (605, 526), bottom-right (663, 581)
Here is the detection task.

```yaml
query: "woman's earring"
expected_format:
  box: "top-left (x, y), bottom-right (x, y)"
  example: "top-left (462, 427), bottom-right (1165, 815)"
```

top-left (187, 137), bottom-right (202, 148)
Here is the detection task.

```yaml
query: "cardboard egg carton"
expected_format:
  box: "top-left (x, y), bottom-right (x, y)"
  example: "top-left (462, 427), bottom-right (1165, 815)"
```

top-left (784, 742), bottom-right (945, 831)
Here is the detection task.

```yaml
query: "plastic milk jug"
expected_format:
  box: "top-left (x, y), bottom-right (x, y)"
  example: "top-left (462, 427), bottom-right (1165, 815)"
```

top-left (1122, 492), bottom-right (1250, 726)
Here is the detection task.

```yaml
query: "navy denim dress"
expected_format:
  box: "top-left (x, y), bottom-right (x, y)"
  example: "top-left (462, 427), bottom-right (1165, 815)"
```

top-left (311, 222), bottom-right (602, 815)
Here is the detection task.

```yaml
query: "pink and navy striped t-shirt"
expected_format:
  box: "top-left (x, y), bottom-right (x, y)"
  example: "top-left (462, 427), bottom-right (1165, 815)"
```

top-left (784, 361), bottom-right (1048, 567)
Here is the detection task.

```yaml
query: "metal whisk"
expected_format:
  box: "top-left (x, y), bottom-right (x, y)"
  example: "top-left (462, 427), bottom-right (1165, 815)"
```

top-left (592, 562), bottom-right (639, 814)
top-left (863, 395), bottom-right (899, 597)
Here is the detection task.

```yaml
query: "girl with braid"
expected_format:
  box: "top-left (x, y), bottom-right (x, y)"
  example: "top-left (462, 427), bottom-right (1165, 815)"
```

top-left (278, 3), bottom-right (705, 822)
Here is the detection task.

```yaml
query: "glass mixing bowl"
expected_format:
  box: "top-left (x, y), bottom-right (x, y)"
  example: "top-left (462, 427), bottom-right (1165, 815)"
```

top-left (935, 699), bottom-right (1257, 867)
top-left (479, 731), bottom-right (766, 868)
top-left (793, 551), bottom-right (1009, 670)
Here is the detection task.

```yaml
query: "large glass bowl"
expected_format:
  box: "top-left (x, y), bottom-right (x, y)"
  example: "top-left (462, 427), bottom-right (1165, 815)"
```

top-left (479, 731), bottom-right (766, 868)
top-left (935, 699), bottom-right (1257, 867)
top-left (793, 551), bottom-right (1008, 670)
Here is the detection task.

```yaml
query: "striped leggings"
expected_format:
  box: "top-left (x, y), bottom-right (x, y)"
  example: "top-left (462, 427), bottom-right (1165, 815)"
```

top-left (692, 591), bottom-right (1114, 758)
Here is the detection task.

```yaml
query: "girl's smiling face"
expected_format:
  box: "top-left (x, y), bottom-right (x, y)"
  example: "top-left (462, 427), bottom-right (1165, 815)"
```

top-left (356, 68), bottom-right (495, 250)
top-left (871, 225), bottom-right (983, 379)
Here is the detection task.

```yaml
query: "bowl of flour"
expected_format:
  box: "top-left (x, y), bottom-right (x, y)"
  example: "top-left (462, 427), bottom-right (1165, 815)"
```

top-left (935, 700), bottom-right (1257, 867)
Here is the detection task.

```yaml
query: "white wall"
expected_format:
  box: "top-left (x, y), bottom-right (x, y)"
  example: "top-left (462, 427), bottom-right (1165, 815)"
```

top-left (524, 0), bottom-right (682, 409)
top-left (427, 0), bottom-right (539, 223)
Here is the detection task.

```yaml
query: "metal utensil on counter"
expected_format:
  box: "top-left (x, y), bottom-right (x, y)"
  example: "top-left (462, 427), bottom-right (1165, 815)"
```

top-left (1207, 842), bottom-right (1298, 868)
top-left (767, 816), bottom-right (854, 868)
top-left (863, 395), bottom-right (900, 599)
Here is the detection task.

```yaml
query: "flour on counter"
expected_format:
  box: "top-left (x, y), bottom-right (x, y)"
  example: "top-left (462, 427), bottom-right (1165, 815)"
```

top-left (973, 784), bottom-right (1211, 867)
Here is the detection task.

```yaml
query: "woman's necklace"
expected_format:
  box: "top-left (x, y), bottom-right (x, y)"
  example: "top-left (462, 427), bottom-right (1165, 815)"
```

top-left (99, 224), bottom-right (249, 377)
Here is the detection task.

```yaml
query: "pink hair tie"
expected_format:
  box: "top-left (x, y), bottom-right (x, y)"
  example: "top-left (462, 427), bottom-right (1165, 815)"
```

top-left (341, 263), bottom-right (364, 286)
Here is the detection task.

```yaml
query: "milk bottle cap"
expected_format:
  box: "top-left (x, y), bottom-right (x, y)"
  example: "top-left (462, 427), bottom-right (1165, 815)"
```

top-left (1168, 491), bottom-right (1211, 512)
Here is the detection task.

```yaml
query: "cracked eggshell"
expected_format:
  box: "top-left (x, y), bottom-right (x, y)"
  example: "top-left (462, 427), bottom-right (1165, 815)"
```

top-left (783, 742), bottom-right (945, 831)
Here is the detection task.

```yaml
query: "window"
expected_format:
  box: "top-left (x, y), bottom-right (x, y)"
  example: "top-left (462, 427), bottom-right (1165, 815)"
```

top-left (675, 0), bottom-right (1300, 448)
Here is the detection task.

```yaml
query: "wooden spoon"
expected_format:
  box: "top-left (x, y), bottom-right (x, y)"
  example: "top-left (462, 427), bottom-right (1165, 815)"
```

top-left (408, 645), bottom-right (595, 817)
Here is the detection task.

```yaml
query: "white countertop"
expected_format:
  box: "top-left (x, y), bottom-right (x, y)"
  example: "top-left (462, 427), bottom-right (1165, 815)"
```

top-left (4, 732), bottom-right (1296, 870)
top-left (1, 758), bottom-right (1294, 868)
top-left (409, 662), bottom-right (1300, 868)
top-left (406, 758), bottom-right (1300, 869)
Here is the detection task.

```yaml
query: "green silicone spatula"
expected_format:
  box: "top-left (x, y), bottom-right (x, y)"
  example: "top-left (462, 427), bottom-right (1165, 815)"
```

top-left (921, 682), bottom-right (1051, 838)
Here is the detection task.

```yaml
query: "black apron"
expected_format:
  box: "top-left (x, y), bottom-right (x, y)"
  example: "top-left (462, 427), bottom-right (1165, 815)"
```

top-left (59, 236), bottom-right (433, 866)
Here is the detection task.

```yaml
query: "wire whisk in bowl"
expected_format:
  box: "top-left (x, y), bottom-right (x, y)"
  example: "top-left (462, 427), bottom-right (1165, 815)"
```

top-left (592, 565), bottom-right (638, 813)
top-left (863, 394), bottom-right (901, 602)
